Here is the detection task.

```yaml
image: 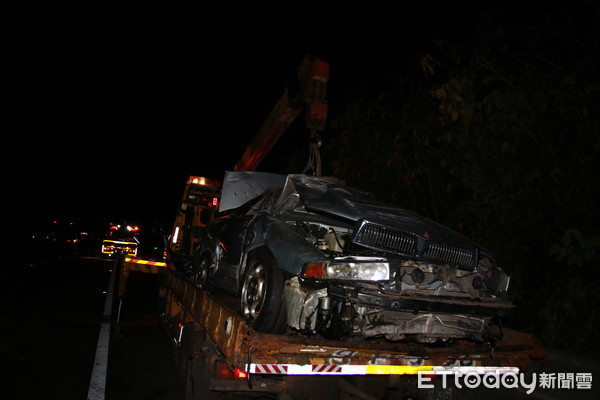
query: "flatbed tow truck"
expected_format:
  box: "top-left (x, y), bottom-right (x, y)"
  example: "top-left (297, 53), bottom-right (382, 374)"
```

top-left (115, 170), bottom-right (544, 399)
top-left (114, 56), bottom-right (544, 399)
top-left (116, 252), bottom-right (543, 400)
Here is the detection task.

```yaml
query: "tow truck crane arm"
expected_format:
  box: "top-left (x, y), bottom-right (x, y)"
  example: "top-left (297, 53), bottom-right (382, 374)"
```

top-left (234, 88), bottom-right (302, 172)
top-left (234, 55), bottom-right (329, 173)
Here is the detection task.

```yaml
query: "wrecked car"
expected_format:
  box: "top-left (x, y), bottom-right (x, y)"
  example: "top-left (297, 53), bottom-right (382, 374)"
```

top-left (191, 171), bottom-right (513, 343)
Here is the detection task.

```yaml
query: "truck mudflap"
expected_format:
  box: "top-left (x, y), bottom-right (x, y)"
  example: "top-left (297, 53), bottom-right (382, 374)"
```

top-left (161, 266), bottom-right (545, 380)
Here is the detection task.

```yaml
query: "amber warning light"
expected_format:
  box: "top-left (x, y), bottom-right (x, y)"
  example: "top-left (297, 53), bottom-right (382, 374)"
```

top-left (187, 176), bottom-right (221, 188)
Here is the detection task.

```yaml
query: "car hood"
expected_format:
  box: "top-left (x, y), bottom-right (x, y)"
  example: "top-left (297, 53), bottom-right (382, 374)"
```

top-left (286, 174), bottom-right (484, 252)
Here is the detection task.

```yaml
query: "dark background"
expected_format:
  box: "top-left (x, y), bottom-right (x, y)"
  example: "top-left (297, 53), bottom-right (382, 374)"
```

top-left (3, 1), bottom-right (599, 359)
top-left (3, 2), bottom-right (479, 229)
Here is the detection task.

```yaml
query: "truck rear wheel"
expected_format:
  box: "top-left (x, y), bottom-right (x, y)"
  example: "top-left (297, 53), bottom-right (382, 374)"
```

top-left (238, 249), bottom-right (287, 334)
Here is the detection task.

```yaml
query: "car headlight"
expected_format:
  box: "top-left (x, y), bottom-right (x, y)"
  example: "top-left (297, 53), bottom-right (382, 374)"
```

top-left (302, 257), bottom-right (389, 281)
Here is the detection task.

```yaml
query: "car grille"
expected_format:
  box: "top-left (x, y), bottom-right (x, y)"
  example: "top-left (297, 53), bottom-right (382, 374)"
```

top-left (353, 222), bottom-right (418, 255)
top-left (352, 220), bottom-right (477, 268)
top-left (423, 242), bottom-right (476, 268)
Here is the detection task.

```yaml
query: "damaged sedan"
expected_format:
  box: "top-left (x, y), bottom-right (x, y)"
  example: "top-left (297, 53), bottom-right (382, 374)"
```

top-left (191, 171), bottom-right (513, 343)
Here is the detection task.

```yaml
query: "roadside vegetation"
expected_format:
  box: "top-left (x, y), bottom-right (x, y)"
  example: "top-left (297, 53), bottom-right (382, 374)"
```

top-left (291, 3), bottom-right (600, 357)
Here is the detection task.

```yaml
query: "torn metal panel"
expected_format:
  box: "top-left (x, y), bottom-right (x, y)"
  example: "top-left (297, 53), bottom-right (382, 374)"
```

top-left (219, 171), bottom-right (286, 213)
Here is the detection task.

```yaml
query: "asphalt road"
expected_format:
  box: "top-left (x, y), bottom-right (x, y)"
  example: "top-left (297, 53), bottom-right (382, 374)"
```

top-left (0, 244), bottom-right (178, 400)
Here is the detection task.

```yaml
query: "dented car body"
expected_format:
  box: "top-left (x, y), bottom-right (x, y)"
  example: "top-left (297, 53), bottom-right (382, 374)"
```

top-left (191, 171), bottom-right (513, 343)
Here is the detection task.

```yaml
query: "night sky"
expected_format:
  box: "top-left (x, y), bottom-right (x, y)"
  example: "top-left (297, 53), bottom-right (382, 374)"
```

top-left (2, 2), bottom-right (549, 234)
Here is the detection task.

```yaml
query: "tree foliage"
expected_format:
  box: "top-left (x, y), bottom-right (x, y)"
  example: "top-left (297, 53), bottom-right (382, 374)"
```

top-left (322, 3), bottom-right (600, 356)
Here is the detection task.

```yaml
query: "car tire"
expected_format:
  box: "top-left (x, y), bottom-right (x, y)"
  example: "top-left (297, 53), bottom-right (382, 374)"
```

top-left (192, 251), bottom-right (212, 290)
top-left (238, 248), bottom-right (287, 334)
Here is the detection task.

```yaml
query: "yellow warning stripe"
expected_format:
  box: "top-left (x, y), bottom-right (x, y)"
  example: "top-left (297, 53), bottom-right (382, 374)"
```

top-left (124, 257), bottom-right (167, 267)
top-left (365, 365), bottom-right (434, 375)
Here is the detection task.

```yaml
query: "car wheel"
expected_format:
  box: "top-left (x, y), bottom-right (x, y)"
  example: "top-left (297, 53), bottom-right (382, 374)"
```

top-left (192, 252), bottom-right (211, 290)
top-left (238, 249), bottom-right (287, 334)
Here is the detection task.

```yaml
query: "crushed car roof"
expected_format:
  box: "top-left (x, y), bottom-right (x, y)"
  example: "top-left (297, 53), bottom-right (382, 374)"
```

top-left (287, 174), bottom-right (480, 249)
top-left (219, 172), bottom-right (490, 259)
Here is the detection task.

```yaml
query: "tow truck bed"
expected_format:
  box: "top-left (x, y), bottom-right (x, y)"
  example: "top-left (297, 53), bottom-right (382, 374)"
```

top-left (117, 257), bottom-right (544, 398)
top-left (160, 265), bottom-right (543, 378)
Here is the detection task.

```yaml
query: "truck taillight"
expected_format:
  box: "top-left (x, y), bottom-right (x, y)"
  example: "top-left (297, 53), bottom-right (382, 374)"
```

top-left (214, 360), bottom-right (247, 381)
top-left (102, 245), bottom-right (116, 253)
top-left (234, 368), bottom-right (248, 379)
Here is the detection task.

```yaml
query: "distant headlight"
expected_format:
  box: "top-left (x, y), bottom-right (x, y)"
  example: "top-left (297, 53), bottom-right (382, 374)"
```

top-left (302, 257), bottom-right (389, 281)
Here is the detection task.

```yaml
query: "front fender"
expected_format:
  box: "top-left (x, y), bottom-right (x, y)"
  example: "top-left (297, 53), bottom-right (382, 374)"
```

top-left (246, 216), bottom-right (327, 275)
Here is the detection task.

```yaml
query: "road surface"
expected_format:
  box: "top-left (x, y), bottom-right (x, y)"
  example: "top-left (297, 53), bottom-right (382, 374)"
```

top-left (0, 244), bottom-right (178, 400)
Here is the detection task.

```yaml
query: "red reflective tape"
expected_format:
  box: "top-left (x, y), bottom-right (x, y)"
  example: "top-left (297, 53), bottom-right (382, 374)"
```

top-left (255, 364), bottom-right (288, 374)
top-left (312, 364), bottom-right (342, 373)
